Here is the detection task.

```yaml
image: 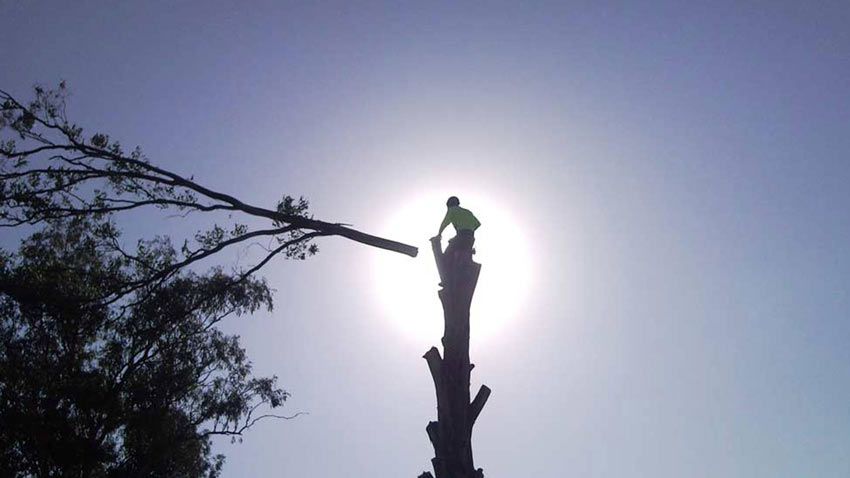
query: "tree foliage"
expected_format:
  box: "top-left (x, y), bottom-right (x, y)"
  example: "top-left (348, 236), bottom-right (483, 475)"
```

top-left (0, 82), bottom-right (415, 477)
top-left (0, 215), bottom-right (293, 478)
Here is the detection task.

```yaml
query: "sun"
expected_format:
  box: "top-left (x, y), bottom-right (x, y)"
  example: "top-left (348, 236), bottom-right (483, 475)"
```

top-left (371, 191), bottom-right (532, 344)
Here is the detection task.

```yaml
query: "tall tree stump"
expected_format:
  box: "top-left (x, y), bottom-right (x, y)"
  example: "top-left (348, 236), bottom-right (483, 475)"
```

top-left (420, 237), bottom-right (490, 478)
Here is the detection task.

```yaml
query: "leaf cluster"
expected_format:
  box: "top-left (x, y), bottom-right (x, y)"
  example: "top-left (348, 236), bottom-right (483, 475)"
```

top-left (0, 215), bottom-right (292, 478)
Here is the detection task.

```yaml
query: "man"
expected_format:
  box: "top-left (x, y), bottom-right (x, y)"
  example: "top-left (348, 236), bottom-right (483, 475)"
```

top-left (433, 196), bottom-right (481, 263)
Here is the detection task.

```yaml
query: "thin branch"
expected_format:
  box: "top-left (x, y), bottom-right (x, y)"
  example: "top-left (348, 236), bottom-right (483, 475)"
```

top-left (201, 412), bottom-right (309, 437)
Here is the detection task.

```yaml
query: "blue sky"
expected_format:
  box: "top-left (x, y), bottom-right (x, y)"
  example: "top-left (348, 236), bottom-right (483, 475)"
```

top-left (3, 1), bottom-right (850, 476)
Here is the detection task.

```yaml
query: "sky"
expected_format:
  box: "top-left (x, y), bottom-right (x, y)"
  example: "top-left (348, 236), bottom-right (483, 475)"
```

top-left (2, 1), bottom-right (850, 476)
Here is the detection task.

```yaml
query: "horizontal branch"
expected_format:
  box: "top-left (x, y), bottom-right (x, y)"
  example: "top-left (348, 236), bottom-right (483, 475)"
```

top-left (201, 412), bottom-right (308, 438)
top-left (1, 86), bottom-right (420, 260)
top-left (325, 224), bottom-right (418, 257)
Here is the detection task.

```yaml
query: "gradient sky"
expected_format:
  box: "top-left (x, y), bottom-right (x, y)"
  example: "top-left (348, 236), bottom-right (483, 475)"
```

top-left (3, 1), bottom-right (850, 476)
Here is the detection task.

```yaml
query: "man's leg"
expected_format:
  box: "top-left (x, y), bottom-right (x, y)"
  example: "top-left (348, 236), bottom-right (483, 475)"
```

top-left (446, 232), bottom-right (473, 269)
top-left (444, 236), bottom-right (458, 268)
top-left (456, 230), bottom-right (474, 260)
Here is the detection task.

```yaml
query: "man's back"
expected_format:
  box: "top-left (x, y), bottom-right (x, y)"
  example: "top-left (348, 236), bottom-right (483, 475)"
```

top-left (441, 206), bottom-right (481, 233)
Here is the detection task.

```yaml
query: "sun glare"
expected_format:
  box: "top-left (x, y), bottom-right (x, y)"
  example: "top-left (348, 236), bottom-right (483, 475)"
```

top-left (371, 192), bottom-right (532, 344)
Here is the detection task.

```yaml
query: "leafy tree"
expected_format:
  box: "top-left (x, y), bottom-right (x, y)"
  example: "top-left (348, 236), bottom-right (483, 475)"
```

top-left (0, 214), bottom-right (295, 478)
top-left (0, 84), bottom-right (416, 477)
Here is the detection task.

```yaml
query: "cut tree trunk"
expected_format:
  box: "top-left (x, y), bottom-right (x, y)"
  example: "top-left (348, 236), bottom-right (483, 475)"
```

top-left (420, 237), bottom-right (490, 478)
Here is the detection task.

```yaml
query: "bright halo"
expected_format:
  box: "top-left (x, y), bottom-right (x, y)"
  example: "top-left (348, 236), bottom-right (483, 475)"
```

top-left (371, 192), bottom-right (532, 344)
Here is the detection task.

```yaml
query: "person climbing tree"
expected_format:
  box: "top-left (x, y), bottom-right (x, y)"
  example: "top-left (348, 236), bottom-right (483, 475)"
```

top-left (433, 196), bottom-right (481, 266)
top-left (423, 196), bottom-right (489, 478)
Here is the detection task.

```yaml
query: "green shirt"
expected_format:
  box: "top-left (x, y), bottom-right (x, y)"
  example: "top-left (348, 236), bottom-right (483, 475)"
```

top-left (439, 206), bottom-right (481, 234)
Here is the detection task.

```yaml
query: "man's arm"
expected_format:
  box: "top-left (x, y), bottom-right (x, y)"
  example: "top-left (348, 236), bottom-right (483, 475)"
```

top-left (471, 212), bottom-right (481, 230)
top-left (437, 209), bottom-right (453, 236)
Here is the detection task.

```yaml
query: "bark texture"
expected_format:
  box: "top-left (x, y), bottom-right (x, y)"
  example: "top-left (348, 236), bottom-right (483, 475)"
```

top-left (420, 237), bottom-right (489, 478)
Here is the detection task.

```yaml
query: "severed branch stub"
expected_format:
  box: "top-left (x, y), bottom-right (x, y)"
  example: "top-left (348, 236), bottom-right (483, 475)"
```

top-left (420, 237), bottom-right (487, 478)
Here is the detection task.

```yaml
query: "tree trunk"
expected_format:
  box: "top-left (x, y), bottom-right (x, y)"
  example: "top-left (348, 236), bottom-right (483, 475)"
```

top-left (420, 238), bottom-right (490, 478)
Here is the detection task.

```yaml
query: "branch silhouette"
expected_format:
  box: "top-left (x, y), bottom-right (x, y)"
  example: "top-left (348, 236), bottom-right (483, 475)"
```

top-left (1, 83), bottom-right (417, 303)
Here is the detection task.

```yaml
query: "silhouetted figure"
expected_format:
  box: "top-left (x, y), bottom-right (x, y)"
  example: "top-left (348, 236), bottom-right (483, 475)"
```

top-left (432, 196), bottom-right (480, 277)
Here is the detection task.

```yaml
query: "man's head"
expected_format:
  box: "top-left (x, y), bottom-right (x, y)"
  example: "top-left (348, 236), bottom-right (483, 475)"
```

top-left (446, 196), bottom-right (460, 207)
